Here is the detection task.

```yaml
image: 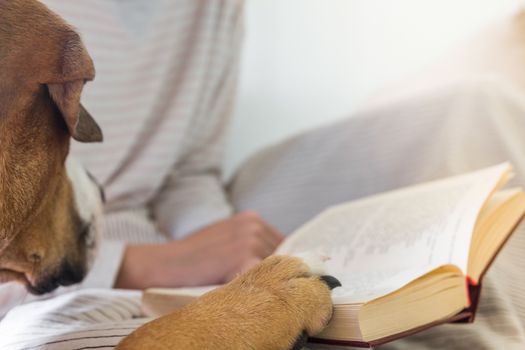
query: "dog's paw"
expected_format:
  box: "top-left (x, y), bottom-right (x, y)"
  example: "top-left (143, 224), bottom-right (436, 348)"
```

top-left (117, 255), bottom-right (341, 350)
top-left (238, 254), bottom-right (341, 339)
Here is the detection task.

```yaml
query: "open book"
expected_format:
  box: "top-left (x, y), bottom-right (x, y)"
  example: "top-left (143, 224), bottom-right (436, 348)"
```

top-left (142, 163), bottom-right (525, 347)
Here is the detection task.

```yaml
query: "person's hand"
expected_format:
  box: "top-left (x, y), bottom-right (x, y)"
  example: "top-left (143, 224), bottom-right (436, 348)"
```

top-left (114, 211), bottom-right (284, 289)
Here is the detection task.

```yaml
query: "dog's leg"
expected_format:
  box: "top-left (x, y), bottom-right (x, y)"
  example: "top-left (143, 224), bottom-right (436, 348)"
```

top-left (116, 255), bottom-right (340, 350)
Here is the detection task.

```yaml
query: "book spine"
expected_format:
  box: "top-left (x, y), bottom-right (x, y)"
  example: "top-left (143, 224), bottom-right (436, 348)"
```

top-left (451, 277), bottom-right (479, 324)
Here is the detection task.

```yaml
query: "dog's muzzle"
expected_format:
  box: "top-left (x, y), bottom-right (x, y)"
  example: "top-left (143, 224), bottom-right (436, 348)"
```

top-left (27, 260), bottom-right (87, 295)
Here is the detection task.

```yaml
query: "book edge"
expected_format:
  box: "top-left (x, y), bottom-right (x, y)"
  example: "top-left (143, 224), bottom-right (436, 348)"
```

top-left (308, 311), bottom-right (472, 348)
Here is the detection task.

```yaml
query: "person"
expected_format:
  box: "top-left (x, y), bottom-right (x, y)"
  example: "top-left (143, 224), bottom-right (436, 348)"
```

top-left (52, 0), bottom-right (284, 291)
top-left (2, 1), bottom-right (525, 350)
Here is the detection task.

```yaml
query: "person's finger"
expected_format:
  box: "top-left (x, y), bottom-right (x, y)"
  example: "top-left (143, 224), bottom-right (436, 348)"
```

top-left (224, 257), bottom-right (262, 282)
top-left (250, 234), bottom-right (276, 258)
top-left (249, 223), bottom-right (284, 258)
top-left (260, 221), bottom-right (285, 248)
top-left (234, 212), bottom-right (280, 254)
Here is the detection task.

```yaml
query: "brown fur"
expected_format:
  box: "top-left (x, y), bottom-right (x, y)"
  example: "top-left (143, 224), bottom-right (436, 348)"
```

top-left (117, 256), bottom-right (334, 350)
top-left (0, 0), bottom-right (101, 294)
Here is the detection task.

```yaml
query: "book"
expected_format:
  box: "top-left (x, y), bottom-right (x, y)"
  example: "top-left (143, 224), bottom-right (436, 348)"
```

top-left (141, 162), bottom-right (525, 347)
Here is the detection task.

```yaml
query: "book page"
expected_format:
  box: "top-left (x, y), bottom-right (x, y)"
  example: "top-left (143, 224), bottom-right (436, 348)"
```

top-left (276, 163), bottom-right (511, 303)
top-left (146, 286), bottom-right (219, 298)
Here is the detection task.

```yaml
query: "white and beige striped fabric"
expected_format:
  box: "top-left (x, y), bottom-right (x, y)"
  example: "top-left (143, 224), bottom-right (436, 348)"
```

top-left (1, 1), bottom-right (525, 349)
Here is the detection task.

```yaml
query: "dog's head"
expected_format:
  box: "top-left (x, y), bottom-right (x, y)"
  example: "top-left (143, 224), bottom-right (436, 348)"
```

top-left (0, 0), bottom-right (104, 294)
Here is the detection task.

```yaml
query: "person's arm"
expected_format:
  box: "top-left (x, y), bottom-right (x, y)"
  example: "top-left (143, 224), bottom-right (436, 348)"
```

top-left (81, 210), bottom-right (165, 289)
top-left (152, 0), bottom-right (241, 240)
top-left (114, 211), bottom-right (283, 289)
top-left (151, 78), bottom-right (236, 240)
top-left (114, 5), bottom-right (284, 290)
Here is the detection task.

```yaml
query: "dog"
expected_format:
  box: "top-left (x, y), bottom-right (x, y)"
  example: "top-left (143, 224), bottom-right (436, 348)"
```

top-left (0, 1), bottom-right (339, 348)
top-left (0, 0), bottom-right (104, 295)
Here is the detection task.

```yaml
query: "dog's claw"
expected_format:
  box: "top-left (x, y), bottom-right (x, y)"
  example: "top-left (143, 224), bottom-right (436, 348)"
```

top-left (290, 330), bottom-right (308, 350)
top-left (320, 275), bottom-right (341, 290)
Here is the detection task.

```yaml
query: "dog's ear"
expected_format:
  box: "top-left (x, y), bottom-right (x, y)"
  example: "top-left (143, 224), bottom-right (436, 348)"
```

top-left (48, 82), bottom-right (102, 142)
top-left (46, 31), bottom-right (102, 143)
